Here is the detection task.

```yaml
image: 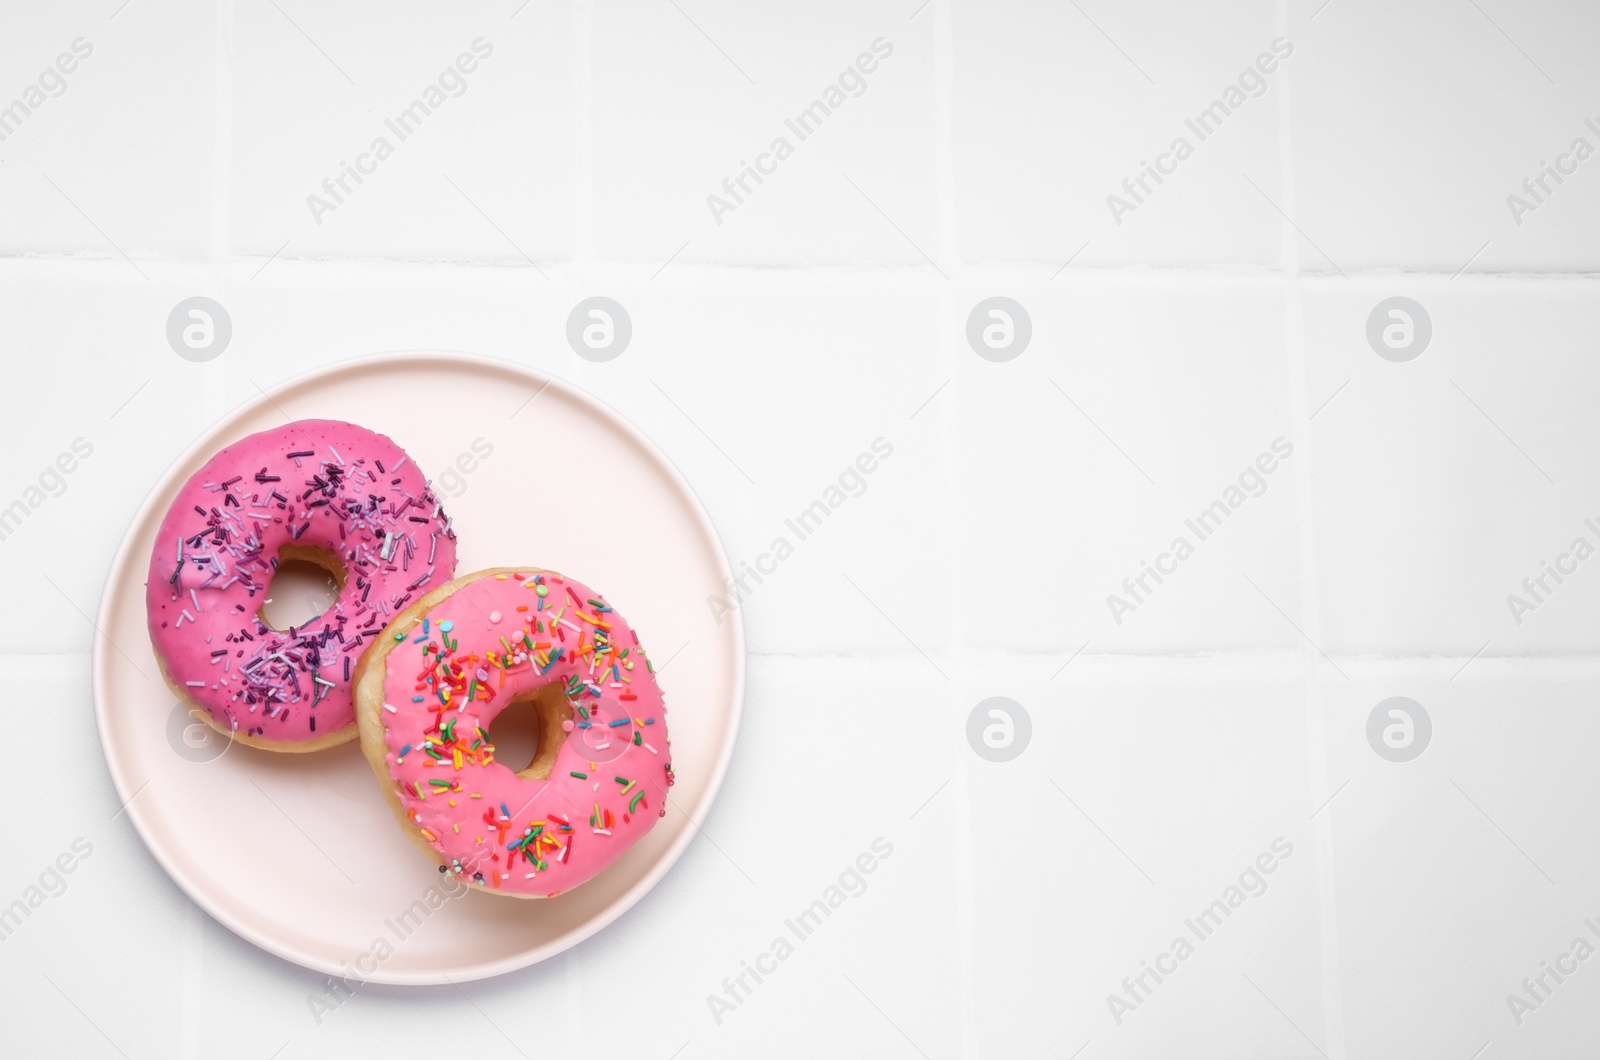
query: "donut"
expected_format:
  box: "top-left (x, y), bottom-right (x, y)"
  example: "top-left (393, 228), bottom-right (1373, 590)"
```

top-left (146, 419), bottom-right (458, 752)
top-left (353, 567), bottom-right (674, 897)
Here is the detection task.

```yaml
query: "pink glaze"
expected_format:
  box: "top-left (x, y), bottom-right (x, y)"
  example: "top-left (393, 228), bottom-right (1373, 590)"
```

top-left (146, 420), bottom-right (457, 743)
top-left (378, 570), bottom-right (673, 896)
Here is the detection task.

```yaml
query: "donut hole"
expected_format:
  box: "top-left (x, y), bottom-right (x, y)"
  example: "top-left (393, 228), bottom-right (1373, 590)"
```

top-left (489, 683), bottom-right (573, 781)
top-left (259, 545), bottom-right (346, 632)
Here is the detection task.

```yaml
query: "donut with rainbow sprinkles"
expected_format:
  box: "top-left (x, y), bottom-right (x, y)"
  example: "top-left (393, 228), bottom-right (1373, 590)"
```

top-left (353, 566), bottom-right (673, 897)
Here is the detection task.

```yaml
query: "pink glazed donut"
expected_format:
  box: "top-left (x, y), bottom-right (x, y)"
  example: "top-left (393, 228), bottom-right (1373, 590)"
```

top-left (353, 567), bottom-right (674, 898)
top-left (146, 419), bottom-right (458, 752)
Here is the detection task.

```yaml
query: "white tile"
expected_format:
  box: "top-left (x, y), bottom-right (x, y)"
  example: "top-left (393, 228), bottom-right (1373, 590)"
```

top-left (0, 656), bottom-right (191, 1059)
top-left (1317, 662), bottom-right (1600, 1055)
top-left (1302, 276), bottom-right (1600, 656)
top-left (0, 262), bottom-right (225, 652)
top-left (230, 1), bottom-right (577, 262)
top-left (952, 0), bottom-right (1286, 267)
top-left (0, 3), bottom-right (218, 259)
top-left (952, 271), bottom-right (1306, 656)
top-left (1290, 0), bottom-right (1600, 273)
top-left (590, 0), bottom-right (940, 266)
top-left (557, 269), bottom-right (951, 658)
top-left (573, 656), bottom-right (961, 1056)
top-left (966, 657), bottom-right (1331, 1056)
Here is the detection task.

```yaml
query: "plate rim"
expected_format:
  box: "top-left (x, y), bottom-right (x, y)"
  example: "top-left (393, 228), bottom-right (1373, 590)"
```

top-left (91, 350), bottom-right (745, 985)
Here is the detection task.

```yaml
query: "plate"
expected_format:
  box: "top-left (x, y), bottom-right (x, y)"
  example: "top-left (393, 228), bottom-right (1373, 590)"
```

top-left (92, 352), bottom-right (744, 984)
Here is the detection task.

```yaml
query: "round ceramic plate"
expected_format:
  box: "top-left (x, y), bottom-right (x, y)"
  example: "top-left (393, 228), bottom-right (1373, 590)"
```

top-left (92, 352), bottom-right (744, 984)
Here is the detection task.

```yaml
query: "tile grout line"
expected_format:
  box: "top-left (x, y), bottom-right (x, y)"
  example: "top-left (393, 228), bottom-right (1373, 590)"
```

top-left (930, 0), bottom-right (963, 686)
top-left (926, 1), bottom-right (980, 1054)
top-left (1275, 5), bottom-right (1346, 1055)
top-left (204, 0), bottom-right (232, 466)
top-left (6, 255), bottom-right (1600, 280)
top-left (570, 0), bottom-right (597, 400)
top-left (573, 0), bottom-right (595, 268)
top-left (213, 0), bottom-right (235, 276)
top-left (931, 0), bottom-right (959, 280)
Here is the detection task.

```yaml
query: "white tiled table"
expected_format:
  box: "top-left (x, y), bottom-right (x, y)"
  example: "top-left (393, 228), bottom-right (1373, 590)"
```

top-left (4, 2), bottom-right (1598, 1057)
